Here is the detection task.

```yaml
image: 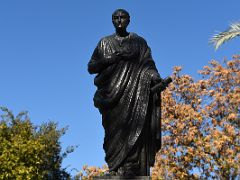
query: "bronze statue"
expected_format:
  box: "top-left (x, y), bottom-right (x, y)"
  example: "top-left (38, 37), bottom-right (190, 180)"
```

top-left (88, 9), bottom-right (171, 177)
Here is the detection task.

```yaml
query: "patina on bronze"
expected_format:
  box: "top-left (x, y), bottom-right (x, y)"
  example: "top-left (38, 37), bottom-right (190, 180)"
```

top-left (88, 9), bottom-right (172, 177)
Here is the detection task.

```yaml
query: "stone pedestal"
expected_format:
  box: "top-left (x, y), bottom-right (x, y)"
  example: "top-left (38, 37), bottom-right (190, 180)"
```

top-left (93, 176), bottom-right (151, 180)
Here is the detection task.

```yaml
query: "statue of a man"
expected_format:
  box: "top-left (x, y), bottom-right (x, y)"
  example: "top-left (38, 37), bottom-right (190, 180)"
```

top-left (88, 9), bottom-right (169, 177)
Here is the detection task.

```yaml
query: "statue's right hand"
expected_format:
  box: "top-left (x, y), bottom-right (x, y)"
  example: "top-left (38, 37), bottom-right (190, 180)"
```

top-left (102, 53), bottom-right (121, 65)
top-left (110, 52), bottom-right (123, 62)
top-left (113, 51), bottom-right (133, 61)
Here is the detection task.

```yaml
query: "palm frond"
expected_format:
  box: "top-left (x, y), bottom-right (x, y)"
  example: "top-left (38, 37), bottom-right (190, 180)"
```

top-left (210, 22), bottom-right (240, 50)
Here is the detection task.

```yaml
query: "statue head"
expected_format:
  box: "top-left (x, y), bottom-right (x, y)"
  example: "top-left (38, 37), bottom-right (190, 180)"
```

top-left (112, 9), bottom-right (130, 30)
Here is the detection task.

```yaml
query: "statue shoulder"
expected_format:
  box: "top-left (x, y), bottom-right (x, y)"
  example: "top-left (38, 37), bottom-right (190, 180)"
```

top-left (131, 33), bottom-right (148, 46)
top-left (96, 34), bottom-right (115, 47)
top-left (99, 34), bottom-right (115, 43)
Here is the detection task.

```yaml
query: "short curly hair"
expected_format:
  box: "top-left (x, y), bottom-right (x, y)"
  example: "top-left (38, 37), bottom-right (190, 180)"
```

top-left (112, 9), bottom-right (130, 19)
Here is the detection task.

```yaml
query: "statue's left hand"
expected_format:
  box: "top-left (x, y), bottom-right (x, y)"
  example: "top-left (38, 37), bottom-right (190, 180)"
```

top-left (151, 73), bottom-right (162, 86)
top-left (151, 76), bottom-right (172, 94)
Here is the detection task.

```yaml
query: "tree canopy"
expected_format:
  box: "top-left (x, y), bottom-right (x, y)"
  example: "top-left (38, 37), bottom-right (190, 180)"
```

top-left (0, 107), bottom-right (72, 180)
top-left (153, 55), bottom-right (240, 179)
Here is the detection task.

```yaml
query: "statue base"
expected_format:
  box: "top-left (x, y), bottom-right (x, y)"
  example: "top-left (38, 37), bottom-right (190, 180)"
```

top-left (93, 176), bottom-right (151, 180)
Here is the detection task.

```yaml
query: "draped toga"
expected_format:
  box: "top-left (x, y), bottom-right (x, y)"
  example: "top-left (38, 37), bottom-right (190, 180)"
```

top-left (88, 33), bottom-right (161, 174)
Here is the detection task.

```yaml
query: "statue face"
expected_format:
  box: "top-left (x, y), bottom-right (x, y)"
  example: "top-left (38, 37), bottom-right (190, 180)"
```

top-left (112, 10), bottom-right (130, 30)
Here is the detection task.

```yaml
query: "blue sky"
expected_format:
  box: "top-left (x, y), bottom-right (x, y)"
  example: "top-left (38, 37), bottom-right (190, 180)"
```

top-left (0, 0), bottom-right (239, 176)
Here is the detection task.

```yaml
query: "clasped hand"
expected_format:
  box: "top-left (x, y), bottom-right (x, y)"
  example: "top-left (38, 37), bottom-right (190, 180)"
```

top-left (102, 51), bottom-right (136, 65)
top-left (112, 50), bottom-right (136, 61)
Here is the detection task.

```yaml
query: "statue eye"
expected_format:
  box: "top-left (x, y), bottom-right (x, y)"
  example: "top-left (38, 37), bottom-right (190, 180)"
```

top-left (121, 16), bottom-right (128, 20)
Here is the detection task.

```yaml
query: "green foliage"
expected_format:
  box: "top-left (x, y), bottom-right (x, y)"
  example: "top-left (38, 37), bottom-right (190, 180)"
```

top-left (210, 22), bottom-right (240, 50)
top-left (0, 107), bottom-right (71, 180)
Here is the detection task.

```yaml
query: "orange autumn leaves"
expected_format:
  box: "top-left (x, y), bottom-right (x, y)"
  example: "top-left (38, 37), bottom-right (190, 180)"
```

top-left (77, 56), bottom-right (239, 179)
top-left (152, 55), bottom-right (240, 179)
top-left (75, 165), bottom-right (109, 180)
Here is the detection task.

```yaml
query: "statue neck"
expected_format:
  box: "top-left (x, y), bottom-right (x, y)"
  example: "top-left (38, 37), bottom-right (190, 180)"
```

top-left (115, 29), bottom-right (129, 37)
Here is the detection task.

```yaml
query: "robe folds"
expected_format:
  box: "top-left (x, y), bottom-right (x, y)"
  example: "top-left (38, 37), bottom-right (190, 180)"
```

top-left (88, 33), bottom-right (161, 172)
